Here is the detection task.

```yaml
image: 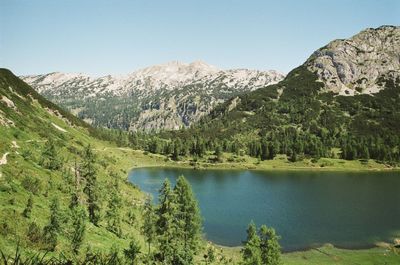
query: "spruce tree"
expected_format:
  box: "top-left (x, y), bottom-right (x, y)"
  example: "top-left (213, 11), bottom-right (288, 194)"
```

top-left (105, 171), bottom-right (122, 236)
top-left (215, 145), bottom-right (223, 162)
top-left (43, 197), bottom-right (61, 251)
top-left (40, 139), bottom-right (61, 170)
top-left (172, 142), bottom-right (180, 161)
top-left (172, 175), bottom-right (202, 264)
top-left (156, 179), bottom-right (175, 262)
top-left (71, 206), bottom-right (86, 254)
top-left (81, 145), bottom-right (100, 225)
top-left (22, 194), bottom-right (33, 218)
top-left (241, 221), bottom-right (261, 265)
top-left (142, 198), bottom-right (156, 257)
top-left (259, 225), bottom-right (282, 265)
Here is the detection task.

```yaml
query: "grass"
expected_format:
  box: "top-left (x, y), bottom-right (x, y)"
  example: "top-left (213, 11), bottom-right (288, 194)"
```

top-left (206, 243), bottom-right (400, 264)
top-left (130, 151), bottom-right (398, 172)
top-left (282, 244), bottom-right (400, 265)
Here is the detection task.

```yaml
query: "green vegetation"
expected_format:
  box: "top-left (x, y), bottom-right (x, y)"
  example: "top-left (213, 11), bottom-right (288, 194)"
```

top-left (1, 67), bottom-right (399, 264)
top-left (124, 66), bottom-right (400, 168)
top-left (241, 221), bottom-right (282, 265)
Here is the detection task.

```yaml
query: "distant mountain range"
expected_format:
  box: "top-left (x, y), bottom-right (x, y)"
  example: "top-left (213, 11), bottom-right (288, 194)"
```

top-left (22, 61), bottom-right (284, 131)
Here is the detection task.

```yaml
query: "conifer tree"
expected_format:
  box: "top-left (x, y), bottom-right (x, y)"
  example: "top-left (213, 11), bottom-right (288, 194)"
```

top-left (172, 141), bottom-right (180, 161)
top-left (142, 198), bottom-right (156, 257)
top-left (172, 175), bottom-right (202, 264)
top-left (71, 206), bottom-right (86, 254)
top-left (43, 197), bottom-right (61, 251)
top-left (40, 139), bottom-right (61, 170)
top-left (22, 194), bottom-right (33, 218)
top-left (70, 158), bottom-right (82, 209)
top-left (241, 221), bottom-right (261, 265)
top-left (259, 225), bottom-right (282, 265)
top-left (105, 171), bottom-right (122, 236)
top-left (156, 179), bottom-right (175, 262)
top-left (215, 145), bottom-right (223, 162)
top-left (81, 145), bottom-right (100, 225)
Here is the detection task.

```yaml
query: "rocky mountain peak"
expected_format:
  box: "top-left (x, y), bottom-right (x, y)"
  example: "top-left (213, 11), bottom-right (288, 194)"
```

top-left (21, 61), bottom-right (284, 131)
top-left (305, 25), bottom-right (399, 95)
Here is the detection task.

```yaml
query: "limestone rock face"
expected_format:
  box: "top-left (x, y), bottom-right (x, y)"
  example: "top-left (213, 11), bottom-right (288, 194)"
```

top-left (305, 26), bottom-right (400, 95)
top-left (21, 61), bottom-right (284, 131)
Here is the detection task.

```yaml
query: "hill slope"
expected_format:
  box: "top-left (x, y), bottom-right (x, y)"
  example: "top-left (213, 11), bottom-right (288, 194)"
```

top-left (0, 68), bottom-right (152, 258)
top-left (156, 26), bottom-right (400, 164)
top-left (21, 61), bottom-right (284, 131)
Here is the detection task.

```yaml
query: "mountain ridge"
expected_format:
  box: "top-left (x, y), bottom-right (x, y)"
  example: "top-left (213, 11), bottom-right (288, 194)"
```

top-left (151, 25), bottom-right (400, 164)
top-left (21, 61), bottom-right (284, 131)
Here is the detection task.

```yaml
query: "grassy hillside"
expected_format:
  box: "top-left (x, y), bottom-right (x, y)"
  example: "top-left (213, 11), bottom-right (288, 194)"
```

top-left (0, 68), bottom-right (149, 259)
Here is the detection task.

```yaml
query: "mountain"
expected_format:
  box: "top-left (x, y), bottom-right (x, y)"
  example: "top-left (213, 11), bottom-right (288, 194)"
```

top-left (22, 61), bottom-right (284, 131)
top-left (157, 26), bottom-right (400, 163)
top-left (306, 25), bottom-right (400, 95)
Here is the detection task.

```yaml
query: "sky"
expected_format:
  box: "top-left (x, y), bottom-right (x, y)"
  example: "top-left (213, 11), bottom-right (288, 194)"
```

top-left (1, 0), bottom-right (399, 76)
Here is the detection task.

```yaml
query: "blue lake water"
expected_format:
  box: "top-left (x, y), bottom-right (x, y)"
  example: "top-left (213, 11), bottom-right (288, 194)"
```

top-left (128, 167), bottom-right (400, 251)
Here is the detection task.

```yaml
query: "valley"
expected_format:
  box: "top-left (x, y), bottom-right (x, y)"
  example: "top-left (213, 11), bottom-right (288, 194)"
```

top-left (1, 22), bottom-right (400, 265)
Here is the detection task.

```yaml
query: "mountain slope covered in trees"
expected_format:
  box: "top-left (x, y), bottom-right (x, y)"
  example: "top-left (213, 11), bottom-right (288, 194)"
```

top-left (143, 26), bottom-right (400, 165)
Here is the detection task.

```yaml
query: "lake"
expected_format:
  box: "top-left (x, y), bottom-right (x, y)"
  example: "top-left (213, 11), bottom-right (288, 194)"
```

top-left (128, 167), bottom-right (400, 251)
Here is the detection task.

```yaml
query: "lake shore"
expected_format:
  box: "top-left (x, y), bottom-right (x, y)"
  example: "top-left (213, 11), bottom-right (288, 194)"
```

top-left (124, 149), bottom-right (400, 264)
top-left (127, 150), bottom-right (399, 172)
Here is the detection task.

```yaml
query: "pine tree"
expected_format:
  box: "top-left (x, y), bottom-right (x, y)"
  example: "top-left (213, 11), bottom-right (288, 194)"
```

top-left (261, 140), bottom-right (269, 161)
top-left (81, 145), bottom-right (100, 225)
top-left (172, 141), bottom-right (180, 161)
top-left (43, 197), bottom-right (61, 251)
top-left (172, 175), bottom-right (202, 264)
top-left (215, 145), bottom-right (223, 162)
top-left (22, 194), bottom-right (33, 218)
top-left (70, 158), bottom-right (82, 209)
top-left (71, 206), bottom-right (86, 254)
top-left (241, 221), bottom-right (261, 265)
top-left (156, 179), bottom-right (176, 262)
top-left (105, 171), bottom-right (122, 236)
top-left (40, 139), bottom-right (61, 170)
top-left (142, 198), bottom-right (156, 257)
top-left (259, 225), bottom-right (282, 265)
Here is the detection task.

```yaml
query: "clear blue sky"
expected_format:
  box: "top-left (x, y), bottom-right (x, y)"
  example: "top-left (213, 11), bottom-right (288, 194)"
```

top-left (1, 0), bottom-right (399, 76)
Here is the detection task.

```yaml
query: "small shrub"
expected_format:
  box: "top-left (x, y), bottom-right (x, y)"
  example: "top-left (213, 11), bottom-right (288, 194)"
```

top-left (26, 222), bottom-right (43, 244)
top-left (21, 176), bottom-right (42, 195)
